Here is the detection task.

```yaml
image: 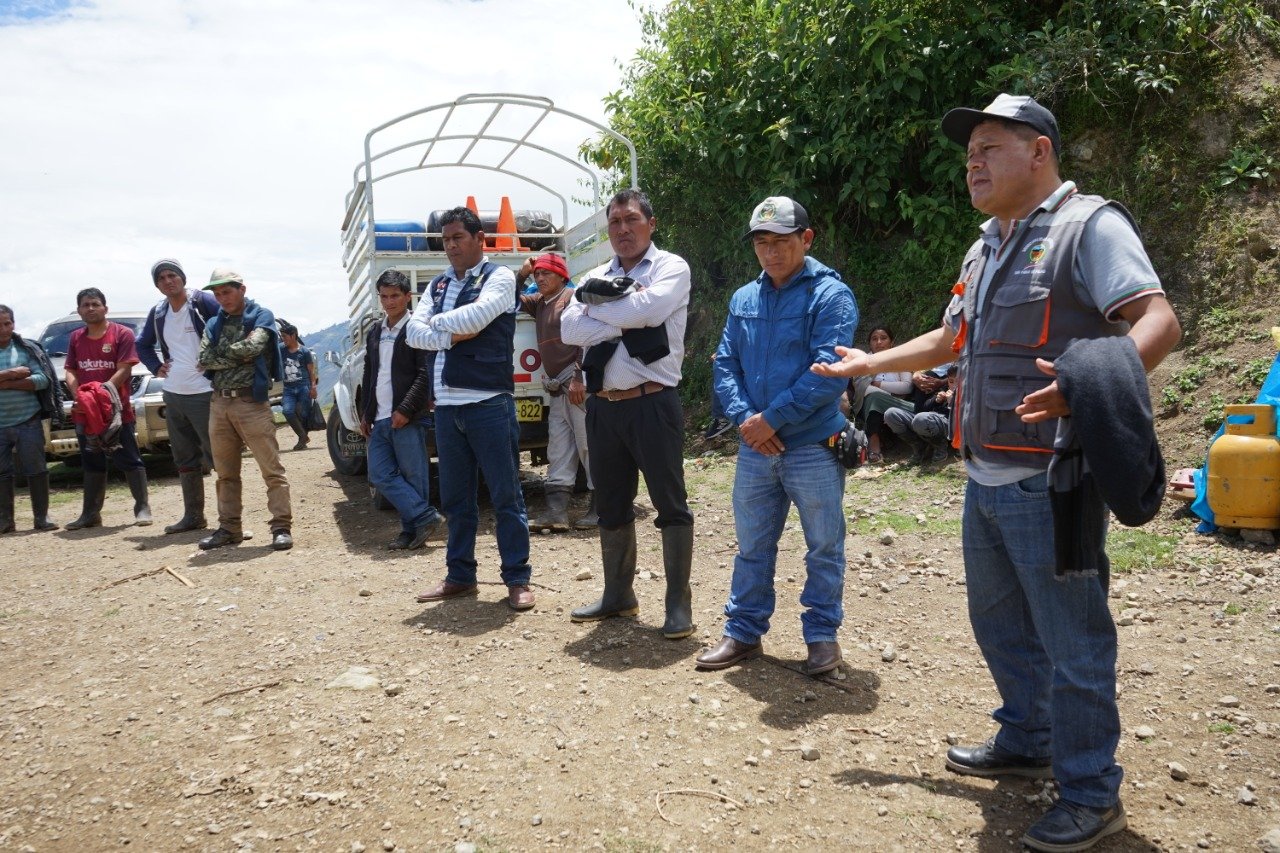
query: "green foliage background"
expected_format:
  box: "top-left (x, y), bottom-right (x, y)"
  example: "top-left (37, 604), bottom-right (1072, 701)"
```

top-left (584, 0), bottom-right (1279, 411)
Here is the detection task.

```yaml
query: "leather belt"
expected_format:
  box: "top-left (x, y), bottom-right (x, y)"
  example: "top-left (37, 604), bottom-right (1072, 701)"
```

top-left (595, 381), bottom-right (666, 402)
top-left (215, 388), bottom-right (252, 398)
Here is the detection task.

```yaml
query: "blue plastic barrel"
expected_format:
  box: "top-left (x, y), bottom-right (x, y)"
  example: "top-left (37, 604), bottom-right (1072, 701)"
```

top-left (374, 221), bottom-right (428, 252)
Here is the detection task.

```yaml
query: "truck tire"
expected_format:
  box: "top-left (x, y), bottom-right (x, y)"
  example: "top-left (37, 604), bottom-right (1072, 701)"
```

top-left (327, 406), bottom-right (367, 476)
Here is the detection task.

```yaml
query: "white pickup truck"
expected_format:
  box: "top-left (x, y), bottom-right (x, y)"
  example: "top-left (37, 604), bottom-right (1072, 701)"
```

top-left (326, 93), bottom-right (637, 477)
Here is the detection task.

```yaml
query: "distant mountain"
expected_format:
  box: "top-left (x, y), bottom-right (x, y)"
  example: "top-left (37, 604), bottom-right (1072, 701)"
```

top-left (297, 321), bottom-right (354, 406)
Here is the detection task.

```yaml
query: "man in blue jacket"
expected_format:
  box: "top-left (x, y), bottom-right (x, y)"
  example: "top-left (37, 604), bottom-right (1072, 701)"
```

top-left (696, 196), bottom-right (858, 675)
top-left (197, 269), bottom-right (292, 551)
top-left (136, 258), bottom-right (220, 534)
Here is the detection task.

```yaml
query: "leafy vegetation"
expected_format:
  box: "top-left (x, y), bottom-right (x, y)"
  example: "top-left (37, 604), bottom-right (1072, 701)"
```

top-left (588, 0), bottom-right (1279, 409)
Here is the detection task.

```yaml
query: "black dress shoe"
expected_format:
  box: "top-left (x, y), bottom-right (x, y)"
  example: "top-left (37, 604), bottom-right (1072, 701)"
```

top-left (387, 532), bottom-right (413, 551)
top-left (1022, 800), bottom-right (1126, 852)
top-left (270, 530), bottom-right (294, 551)
top-left (945, 737), bottom-right (1053, 779)
top-left (199, 528), bottom-right (243, 550)
top-left (804, 641), bottom-right (842, 675)
top-left (695, 636), bottom-right (762, 670)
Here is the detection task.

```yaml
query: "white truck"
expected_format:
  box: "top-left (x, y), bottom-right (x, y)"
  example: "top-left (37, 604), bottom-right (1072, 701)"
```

top-left (326, 93), bottom-right (637, 478)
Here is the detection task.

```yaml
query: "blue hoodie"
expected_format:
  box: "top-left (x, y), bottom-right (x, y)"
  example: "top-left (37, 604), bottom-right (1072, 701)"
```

top-left (714, 256), bottom-right (858, 448)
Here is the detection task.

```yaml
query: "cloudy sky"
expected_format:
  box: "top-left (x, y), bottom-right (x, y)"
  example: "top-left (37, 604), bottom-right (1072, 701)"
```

top-left (0, 0), bottom-right (647, 338)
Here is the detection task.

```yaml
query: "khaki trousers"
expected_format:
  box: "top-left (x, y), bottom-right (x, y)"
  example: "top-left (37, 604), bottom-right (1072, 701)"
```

top-left (209, 395), bottom-right (291, 534)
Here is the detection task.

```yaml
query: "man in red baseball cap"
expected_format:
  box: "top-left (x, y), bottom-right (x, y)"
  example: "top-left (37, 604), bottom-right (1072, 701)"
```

top-left (516, 253), bottom-right (595, 531)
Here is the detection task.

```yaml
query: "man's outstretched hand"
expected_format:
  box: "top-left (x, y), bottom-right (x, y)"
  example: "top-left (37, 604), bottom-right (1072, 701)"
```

top-left (811, 346), bottom-right (870, 379)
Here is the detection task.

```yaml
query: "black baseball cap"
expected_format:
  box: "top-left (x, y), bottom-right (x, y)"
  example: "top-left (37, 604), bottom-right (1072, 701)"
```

top-left (941, 93), bottom-right (1061, 155)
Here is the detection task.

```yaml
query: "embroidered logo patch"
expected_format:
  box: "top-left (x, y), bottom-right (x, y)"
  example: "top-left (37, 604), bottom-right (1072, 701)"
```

top-left (757, 200), bottom-right (777, 222)
top-left (1026, 239), bottom-right (1052, 265)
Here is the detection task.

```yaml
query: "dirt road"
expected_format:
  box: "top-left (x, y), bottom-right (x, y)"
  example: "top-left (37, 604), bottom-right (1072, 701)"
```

top-left (0, 437), bottom-right (1276, 852)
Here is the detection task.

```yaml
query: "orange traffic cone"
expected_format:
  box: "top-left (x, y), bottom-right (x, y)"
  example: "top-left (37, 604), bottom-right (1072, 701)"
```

top-left (492, 196), bottom-right (525, 252)
top-left (465, 196), bottom-right (479, 215)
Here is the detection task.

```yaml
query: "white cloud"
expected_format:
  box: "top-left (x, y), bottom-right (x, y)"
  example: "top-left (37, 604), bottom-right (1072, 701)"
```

top-left (0, 0), bottom-right (647, 336)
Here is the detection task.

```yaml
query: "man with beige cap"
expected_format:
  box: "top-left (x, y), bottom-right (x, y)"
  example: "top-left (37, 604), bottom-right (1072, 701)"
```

top-left (197, 268), bottom-right (292, 551)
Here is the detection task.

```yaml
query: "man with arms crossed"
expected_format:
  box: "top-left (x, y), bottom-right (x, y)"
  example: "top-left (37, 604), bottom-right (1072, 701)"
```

top-left (406, 207), bottom-right (534, 612)
top-left (197, 269), bottom-right (293, 552)
top-left (0, 305), bottom-right (60, 533)
top-left (360, 270), bottom-right (443, 550)
top-left (136, 258), bottom-right (219, 534)
top-left (560, 188), bottom-right (695, 640)
top-left (814, 94), bottom-right (1181, 851)
top-left (697, 196), bottom-right (857, 675)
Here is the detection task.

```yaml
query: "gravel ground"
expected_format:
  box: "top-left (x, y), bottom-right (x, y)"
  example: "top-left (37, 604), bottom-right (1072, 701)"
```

top-left (0, 436), bottom-right (1276, 852)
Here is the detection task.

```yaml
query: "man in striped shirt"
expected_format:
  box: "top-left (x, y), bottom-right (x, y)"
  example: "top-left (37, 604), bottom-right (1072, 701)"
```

top-left (0, 305), bottom-right (59, 533)
top-left (560, 188), bottom-right (696, 640)
top-left (406, 207), bottom-right (534, 612)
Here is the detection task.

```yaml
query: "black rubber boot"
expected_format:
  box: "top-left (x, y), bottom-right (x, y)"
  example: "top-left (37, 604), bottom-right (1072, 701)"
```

top-left (65, 471), bottom-right (107, 530)
top-left (573, 491), bottom-right (599, 529)
top-left (28, 473), bottom-right (58, 531)
top-left (165, 470), bottom-right (207, 534)
top-left (661, 524), bottom-right (695, 639)
top-left (286, 414), bottom-right (308, 450)
top-left (0, 475), bottom-right (14, 534)
top-left (125, 468), bottom-right (152, 526)
top-left (529, 486), bottom-right (571, 532)
top-left (570, 522), bottom-right (639, 622)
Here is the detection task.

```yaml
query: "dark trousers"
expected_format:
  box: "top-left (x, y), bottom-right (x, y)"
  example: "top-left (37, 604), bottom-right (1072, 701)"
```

top-left (76, 421), bottom-right (145, 473)
top-left (586, 386), bottom-right (692, 530)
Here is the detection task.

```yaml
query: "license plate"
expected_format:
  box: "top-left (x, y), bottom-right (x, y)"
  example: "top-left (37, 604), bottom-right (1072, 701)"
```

top-left (516, 397), bottom-right (543, 422)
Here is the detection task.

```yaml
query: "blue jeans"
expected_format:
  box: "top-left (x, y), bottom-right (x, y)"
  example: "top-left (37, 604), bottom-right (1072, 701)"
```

top-left (724, 443), bottom-right (846, 645)
top-left (367, 418), bottom-right (440, 535)
top-left (435, 397), bottom-right (530, 587)
top-left (282, 384), bottom-right (311, 423)
top-left (0, 415), bottom-right (47, 478)
top-left (963, 473), bottom-right (1122, 808)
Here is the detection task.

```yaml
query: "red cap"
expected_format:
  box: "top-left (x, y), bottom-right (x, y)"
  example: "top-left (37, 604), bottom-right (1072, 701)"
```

top-left (531, 253), bottom-right (570, 281)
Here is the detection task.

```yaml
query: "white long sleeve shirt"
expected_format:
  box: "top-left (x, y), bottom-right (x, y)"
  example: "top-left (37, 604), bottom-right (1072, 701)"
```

top-left (559, 242), bottom-right (689, 390)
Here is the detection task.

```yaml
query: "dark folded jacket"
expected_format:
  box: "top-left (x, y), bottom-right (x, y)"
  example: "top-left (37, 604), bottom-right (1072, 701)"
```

top-left (1048, 336), bottom-right (1165, 577)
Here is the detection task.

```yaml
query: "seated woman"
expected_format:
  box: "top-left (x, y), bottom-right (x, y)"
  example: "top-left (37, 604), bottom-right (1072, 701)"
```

top-left (845, 325), bottom-right (913, 463)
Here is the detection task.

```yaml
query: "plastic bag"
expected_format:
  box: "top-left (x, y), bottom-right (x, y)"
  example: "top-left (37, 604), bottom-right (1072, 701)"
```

top-left (307, 401), bottom-right (327, 432)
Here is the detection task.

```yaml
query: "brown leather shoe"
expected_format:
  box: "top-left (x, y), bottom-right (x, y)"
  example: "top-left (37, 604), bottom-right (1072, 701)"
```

top-left (415, 579), bottom-right (479, 603)
top-left (695, 636), bottom-right (762, 670)
top-left (804, 641), bottom-right (842, 676)
top-left (507, 584), bottom-right (535, 611)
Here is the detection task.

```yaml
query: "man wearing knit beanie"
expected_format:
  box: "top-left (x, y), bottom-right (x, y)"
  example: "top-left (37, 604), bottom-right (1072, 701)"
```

top-left (136, 258), bottom-right (221, 534)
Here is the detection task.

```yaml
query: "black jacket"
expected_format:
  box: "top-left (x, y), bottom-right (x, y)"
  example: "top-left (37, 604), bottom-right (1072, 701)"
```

top-left (361, 318), bottom-right (432, 425)
top-left (1048, 335), bottom-right (1165, 576)
top-left (11, 334), bottom-right (63, 425)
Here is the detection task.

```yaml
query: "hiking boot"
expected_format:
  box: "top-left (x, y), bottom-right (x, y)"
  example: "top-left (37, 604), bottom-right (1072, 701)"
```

top-left (945, 738), bottom-right (1053, 779)
top-left (199, 528), bottom-right (243, 550)
top-left (1022, 800), bottom-right (1126, 852)
top-left (270, 529), bottom-right (294, 551)
top-left (703, 417), bottom-right (733, 440)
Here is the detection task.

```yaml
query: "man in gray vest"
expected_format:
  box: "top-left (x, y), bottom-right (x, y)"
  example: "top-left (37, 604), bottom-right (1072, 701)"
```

top-left (813, 94), bottom-right (1181, 852)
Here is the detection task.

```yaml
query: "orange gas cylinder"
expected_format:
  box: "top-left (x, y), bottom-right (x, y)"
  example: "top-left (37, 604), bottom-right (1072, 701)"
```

top-left (1207, 404), bottom-right (1280, 529)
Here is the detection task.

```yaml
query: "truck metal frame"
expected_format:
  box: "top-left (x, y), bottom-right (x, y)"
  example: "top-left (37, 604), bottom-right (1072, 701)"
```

top-left (327, 93), bottom-right (638, 476)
